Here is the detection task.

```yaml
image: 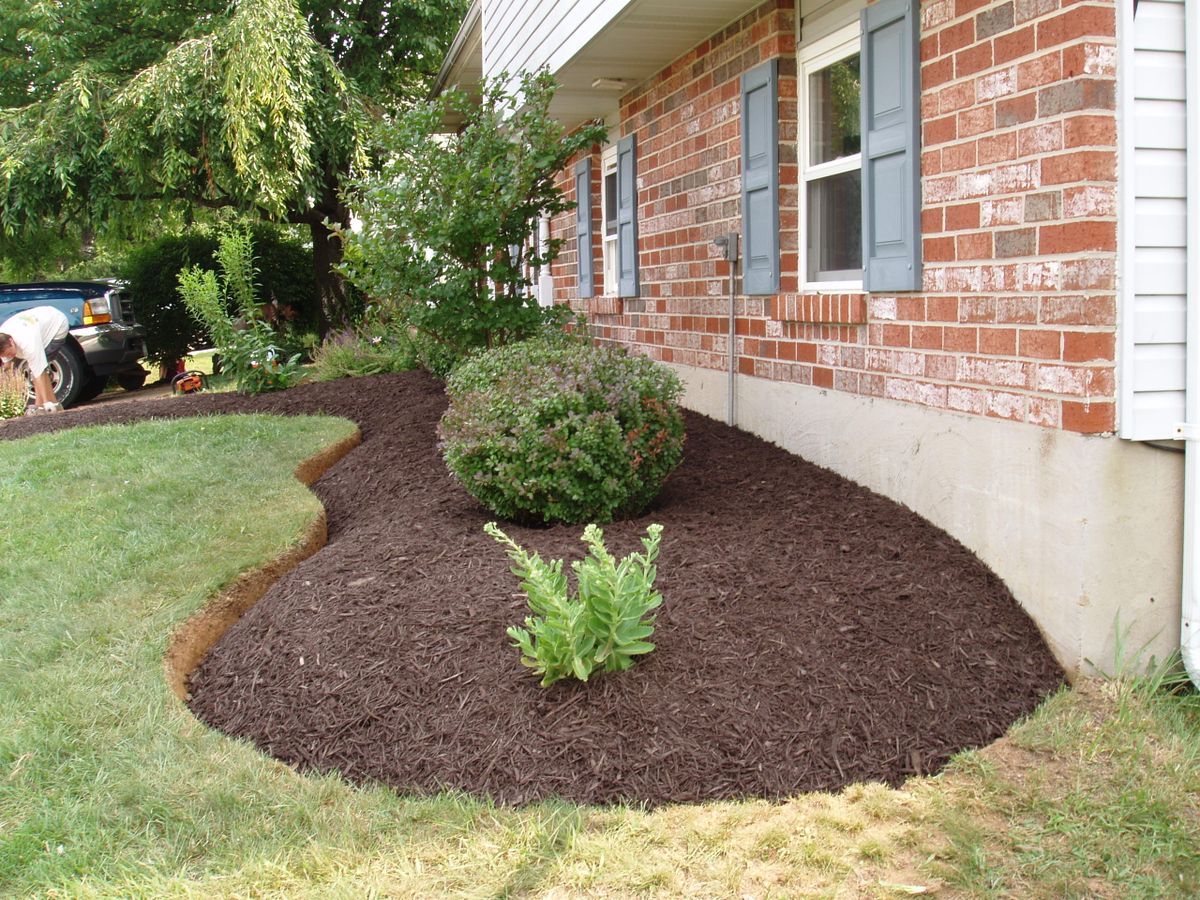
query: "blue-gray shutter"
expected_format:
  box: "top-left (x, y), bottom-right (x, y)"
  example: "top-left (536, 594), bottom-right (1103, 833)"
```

top-left (741, 59), bottom-right (780, 295)
top-left (861, 0), bottom-right (922, 292)
top-left (617, 134), bottom-right (639, 297)
top-left (574, 158), bottom-right (594, 298)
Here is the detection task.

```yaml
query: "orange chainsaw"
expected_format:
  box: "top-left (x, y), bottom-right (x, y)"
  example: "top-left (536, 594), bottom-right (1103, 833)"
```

top-left (171, 370), bottom-right (208, 395)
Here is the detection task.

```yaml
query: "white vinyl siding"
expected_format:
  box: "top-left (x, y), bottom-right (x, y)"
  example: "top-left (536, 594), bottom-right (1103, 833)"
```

top-left (1121, 0), bottom-right (1190, 440)
top-left (484, 0), bottom-right (625, 86)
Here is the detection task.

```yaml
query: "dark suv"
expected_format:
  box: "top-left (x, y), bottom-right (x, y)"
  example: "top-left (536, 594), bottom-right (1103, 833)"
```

top-left (0, 280), bottom-right (147, 406)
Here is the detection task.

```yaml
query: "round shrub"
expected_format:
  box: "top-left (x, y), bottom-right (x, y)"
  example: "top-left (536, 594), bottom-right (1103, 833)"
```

top-left (438, 335), bottom-right (686, 524)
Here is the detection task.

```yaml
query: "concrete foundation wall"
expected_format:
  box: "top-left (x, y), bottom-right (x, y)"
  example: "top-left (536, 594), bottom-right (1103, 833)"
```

top-left (676, 361), bottom-right (1183, 675)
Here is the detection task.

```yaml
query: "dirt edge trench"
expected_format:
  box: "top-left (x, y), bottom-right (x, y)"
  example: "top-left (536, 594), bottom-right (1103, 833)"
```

top-left (163, 429), bottom-right (363, 702)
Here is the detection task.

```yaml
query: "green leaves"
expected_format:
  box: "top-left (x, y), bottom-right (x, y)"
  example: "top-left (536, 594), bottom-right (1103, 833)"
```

top-left (486, 522), bottom-right (665, 687)
top-left (0, 0), bottom-right (467, 290)
top-left (103, 0), bottom-right (353, 219)
top-left (177, 227), bottom-right (305, 394)
top-left (340, 69), bottom-right (608, 364)
top-left (440, 335), bottom-right (686, 525)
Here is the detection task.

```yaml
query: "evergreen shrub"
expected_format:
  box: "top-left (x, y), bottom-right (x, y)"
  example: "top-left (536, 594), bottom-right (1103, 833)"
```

top-left (123, 226), bottom-right (319, 365)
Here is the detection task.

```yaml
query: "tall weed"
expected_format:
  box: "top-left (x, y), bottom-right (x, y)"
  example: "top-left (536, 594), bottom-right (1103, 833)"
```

top-left (178, 229), bottom-right (303, 394)
top-left (0, 366), bottom-right (27, 418)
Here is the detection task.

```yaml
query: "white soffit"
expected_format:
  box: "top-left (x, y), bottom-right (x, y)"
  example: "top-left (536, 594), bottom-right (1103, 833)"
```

top-left (545, 0), bottom-right (761, 128)
top-left (433, 0), bottom-right (483, 128)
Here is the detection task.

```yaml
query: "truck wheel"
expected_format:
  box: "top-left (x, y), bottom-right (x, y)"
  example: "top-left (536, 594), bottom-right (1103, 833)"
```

top-left (76, 374), bottom-right (109, 403)
top-left (47, 346), bottom-right (86, 408)
top-left (116, 367), bottom-right (148, 391)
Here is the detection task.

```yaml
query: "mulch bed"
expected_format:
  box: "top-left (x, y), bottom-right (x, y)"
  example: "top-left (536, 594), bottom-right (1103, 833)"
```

top-left (4, 372), bottom-right (1064, 805)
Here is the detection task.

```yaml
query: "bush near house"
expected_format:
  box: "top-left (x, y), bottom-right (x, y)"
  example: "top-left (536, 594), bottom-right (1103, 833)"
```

top-left (439, 334), bottom-right (685, 524)
top-left (339, 69), bottom-right (607, 373)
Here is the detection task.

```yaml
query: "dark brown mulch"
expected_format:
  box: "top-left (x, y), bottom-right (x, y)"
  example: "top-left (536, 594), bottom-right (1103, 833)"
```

top-left (4, 372), bottom-right (1064, 805)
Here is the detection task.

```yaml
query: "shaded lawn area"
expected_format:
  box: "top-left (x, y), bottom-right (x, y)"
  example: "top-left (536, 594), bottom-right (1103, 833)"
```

top-left (1, 373), bottom-right (1195, 897)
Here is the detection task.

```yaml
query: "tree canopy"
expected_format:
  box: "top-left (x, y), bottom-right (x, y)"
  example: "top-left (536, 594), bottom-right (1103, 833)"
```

top-left (0, 0), bottom-right (467, 326)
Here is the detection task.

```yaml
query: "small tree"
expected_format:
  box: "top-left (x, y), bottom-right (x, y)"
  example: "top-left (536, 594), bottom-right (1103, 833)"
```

top-left (340, 70), bottom-right (607, 365)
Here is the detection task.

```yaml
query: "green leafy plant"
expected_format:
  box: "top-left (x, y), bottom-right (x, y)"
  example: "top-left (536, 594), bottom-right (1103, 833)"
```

top-left (177, 229), bottom-right (303, 394)
top-left (485, 522), bottom-right (664, 687)
top-left (339, 69), bottom-right (607, 371)
top-left (439, 335), bottom-right (686, 524)
top-left (0, 365), bottom-right (27, 418)
top-left (124, 227), bottom-right (321, 368)
top-left (311, 300), bottom-right (419, 381)
top-left (311, 330), bottom-right (416, 380)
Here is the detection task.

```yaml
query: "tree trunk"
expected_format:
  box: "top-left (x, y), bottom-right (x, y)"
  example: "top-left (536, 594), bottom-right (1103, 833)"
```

top-left (309, 194), bottom-right (350, 338)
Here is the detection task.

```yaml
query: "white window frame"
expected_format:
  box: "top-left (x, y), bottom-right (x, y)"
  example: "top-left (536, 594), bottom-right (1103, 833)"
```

top-left (799, 21), bottom-right (863, 291)
top-left (600, 144), bottom-right (619, 296)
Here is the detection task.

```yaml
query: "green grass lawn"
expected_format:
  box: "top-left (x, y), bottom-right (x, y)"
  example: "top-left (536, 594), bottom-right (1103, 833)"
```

top-left (1, 413), bottom-right (1198, 897)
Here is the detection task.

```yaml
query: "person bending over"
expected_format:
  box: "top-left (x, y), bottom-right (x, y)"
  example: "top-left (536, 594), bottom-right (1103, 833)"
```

top-left (0, 305), bottom-right (71, 413)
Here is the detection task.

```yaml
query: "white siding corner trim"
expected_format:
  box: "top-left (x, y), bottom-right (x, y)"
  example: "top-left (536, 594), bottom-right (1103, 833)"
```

top-left (1120, 0), bottom-right (1190, 440)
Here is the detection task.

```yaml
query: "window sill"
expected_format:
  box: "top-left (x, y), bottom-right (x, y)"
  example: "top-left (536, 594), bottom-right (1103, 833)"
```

top-left (772, 292), bottom-right (867, 325)
top-left (589, 296), bottom-right (624, 316)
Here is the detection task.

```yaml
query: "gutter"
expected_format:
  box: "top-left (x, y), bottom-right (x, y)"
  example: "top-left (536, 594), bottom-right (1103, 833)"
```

top-left (1177, 0), bottom-right (1200, 688)
top-left (431, 0), bottom-right (482, 99)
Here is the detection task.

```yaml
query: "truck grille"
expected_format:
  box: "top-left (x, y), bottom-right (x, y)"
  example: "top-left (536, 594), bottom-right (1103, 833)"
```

top-left (113, 291), bottom-right (136, 325)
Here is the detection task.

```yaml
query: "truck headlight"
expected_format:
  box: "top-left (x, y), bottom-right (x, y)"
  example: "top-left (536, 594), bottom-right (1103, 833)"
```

top-left (82, 297), bottom-right (112, 325)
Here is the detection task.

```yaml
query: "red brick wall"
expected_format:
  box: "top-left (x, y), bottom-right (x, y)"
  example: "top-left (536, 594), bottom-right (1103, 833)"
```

top-left (552, 0), bottom-right (1118, 434)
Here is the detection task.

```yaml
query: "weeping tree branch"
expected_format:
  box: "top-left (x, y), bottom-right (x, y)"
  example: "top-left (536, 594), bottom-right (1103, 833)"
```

top-left (0, 0), bottom-right (467, 325)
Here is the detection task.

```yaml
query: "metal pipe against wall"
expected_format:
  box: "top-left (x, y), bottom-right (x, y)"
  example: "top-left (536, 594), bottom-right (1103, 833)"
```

top-left (728, 260), bottom-right (737, 427)
top-left (713, 232), bottom-right (740, 427)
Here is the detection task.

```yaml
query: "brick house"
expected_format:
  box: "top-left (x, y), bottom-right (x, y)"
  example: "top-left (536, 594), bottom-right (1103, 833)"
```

top-left (436, 0), bottom-right (1197, 676)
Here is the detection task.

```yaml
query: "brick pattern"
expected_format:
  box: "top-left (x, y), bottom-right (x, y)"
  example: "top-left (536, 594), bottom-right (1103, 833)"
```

top-left (916, 0), bottom-right (1117, 432)
top-left (589, 297), bottom-right (623, 316)
top-left (773, 293), bottom-right (868, 325)
top-left (551, 0), bottom-right (1118, 434)
top-left (555, 1), bottom-right (797, 369)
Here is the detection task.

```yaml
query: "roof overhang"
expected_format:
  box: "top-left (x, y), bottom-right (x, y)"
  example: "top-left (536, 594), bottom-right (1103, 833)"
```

top-left (541, 0), bottom-right (763, 129)
top-left (431, 0), bottom-right (482, 129)
top-left (434, 0), bottom-right (763, 131)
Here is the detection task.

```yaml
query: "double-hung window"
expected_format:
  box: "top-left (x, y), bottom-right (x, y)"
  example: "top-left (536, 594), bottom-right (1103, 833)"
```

top-left (601, 145), bottom-right (619, 295)
top-left (800, 24), bottom-right (862, 288)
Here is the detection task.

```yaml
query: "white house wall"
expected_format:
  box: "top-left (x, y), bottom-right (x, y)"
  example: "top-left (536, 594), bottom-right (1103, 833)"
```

top-left (1120, 0), bottom-right (1189, 440)
top-left (482, 0), bottom-right (770, 126)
